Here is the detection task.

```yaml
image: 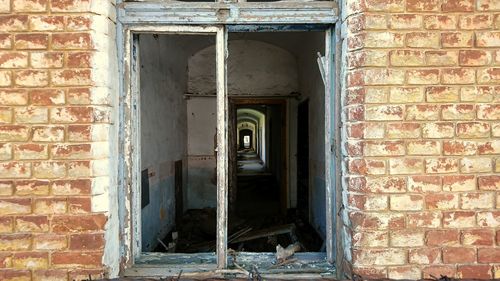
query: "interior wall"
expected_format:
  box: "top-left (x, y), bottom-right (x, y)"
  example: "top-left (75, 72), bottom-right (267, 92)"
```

top-left (139, 34), bottom-right (189, 251)
top-left (296, 32), bottom-right (327, 238)
top-left (187, 97), bottom-right (217, 209)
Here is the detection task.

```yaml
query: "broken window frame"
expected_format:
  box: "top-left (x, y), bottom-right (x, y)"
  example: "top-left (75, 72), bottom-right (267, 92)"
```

top-left (117, 1), bottom-right (340, 277)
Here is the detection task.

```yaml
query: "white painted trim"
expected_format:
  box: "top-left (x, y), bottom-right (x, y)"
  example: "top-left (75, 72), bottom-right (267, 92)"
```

top-left (215, 26), bottom-right (228, 269)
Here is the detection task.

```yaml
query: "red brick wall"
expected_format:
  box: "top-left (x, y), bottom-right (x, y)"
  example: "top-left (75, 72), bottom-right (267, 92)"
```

top-left (0, 1), bottom-right (110, 280)
top-left (344, 0), bottom-right (499, 278)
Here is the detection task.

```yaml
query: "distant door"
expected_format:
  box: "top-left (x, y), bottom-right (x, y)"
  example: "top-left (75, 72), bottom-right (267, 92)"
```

top-left (297, 100), bottom-right (309, 220)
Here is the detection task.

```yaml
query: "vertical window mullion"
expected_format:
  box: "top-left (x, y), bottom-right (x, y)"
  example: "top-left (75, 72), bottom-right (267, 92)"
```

top-left (216, 26), bottom-right (229, 269)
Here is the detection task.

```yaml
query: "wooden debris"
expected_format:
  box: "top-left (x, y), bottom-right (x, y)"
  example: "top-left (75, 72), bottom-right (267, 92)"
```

top-left (276, 242), bottom-right (301, 262)
top-left (231, 224), bottom-right (295, 244)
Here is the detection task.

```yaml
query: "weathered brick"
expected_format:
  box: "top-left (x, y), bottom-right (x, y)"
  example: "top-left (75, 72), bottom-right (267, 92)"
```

top-left (14, 70), bottom-right (48, 87)
top-left (477, 67), bottom-right (500, 84)
top-left (34, 198), bottom-right (66, 214)
top-left (441, 104), bottom-right (475, 120)
top-left (0, 143), bottom-right (11, 160)
top-left (349, 194), bottom-right (388, 211)
top-left (389, 87), bottom-right (423, 103)
top-left (51, 214), bottom-right (106, 233)
top-left (363, 32), bottom-right (405, 48)
top-left (443, 211), bottom-right (476, 228)
top-left (423, 266), bottom-right (456, 279)
top-left (51, 252), bottom-right (103, 268)
top-left (69, 233), bottom-right (104, 250)
top-left (365, 176), bottom-right (406, 193)
top-left (15, 34), bottom-right (48, 49)
top-left (457, 122), bottom-right (490, 138)
top-left (425, 51), bottom-right (458, 66)
top-left (443, 175), bottom-right (476, 191)
top-left (52, 33), bottom-right (92, 50)
top-left (426, 193), bottom-right (459, 209)
top-left (476, 32), bottom-right (500, 47)
top-left (32, 126), bottom-right (64, 142)
top-left (406, 105), bottom-right (440, 120)
top-left (0, 162), bottom-right (31, 178)
top-left (51, 180), bottom-right (91, 195)
top-left (409, 248), bottom-right (440, 264)
top-left (478, 248), bottom-right (500, 263)
top-left (0, 90), bottom-right (28, 105)
top-left (364, 141), bottom-right (405, 156)
top-left (390, 194), bottom-right (423, 210)
top-left (408, 212), bottom-right (441, 228)
top-left (478, 175), bottom-right (500, 190)
top-left (459, 14), bottom-right (492, 29)
top-left (461, 86), bottom-right (495, 102)
top-left (477, 211), bottom-right (500, 227)
top-left (67, 52), bottom-right (92, 68)
top-left (457, 265), bottom-right (493, 279)
top-left (406, 140), bottom-right (440, 155)
top-left (29, 15), bottom-right (65, 31)
top-left (33, 162), bottom-right (66, 179)
top-left (442, 247), bottom-right (476, 263)
top-left (0, 51), bottom-right (28, 68)
top-left (426, 229), bottom-right (460, 246)
top-left (67, 88), bottom-right (91, 105)
top-left (353, 249), bottom-right (407, 266)
top-left (50, 107), bottom-right (92, 123)
top-left (0, 70), bottom-right (11, 86)
top-left (0, 181), bottom-right (12, 197)
top-left (14, 107), bottom-right (48, 123)
top-left (426, 86), bottom-right (459, 102)
top-left (0, 16), bottom-right (28, 32)
top-left (390, 14), bottom-right (422, 29)
top-left (51, 69), bottom-right (91, 86)
top-left (388, 266), bottom-right (421, 280)
top-left (422, 122), bottom-right (454, 138)
top-left (365, 105), bottom-right (403, 121)
top-left (13, 0), bottom-right (47, 12)
top-left (391, 230), bottom-right (424, 247)
top-left (66, 15), bottom-right (91, 31)
top-left (50, 0), bottom-right (90, 12)
top-left (477, 0), bottom-right (500, 10)
top-left (14, 180), bottom-right (49, 196)
top-left (424, 15), bottom-right (457, 30)
top-left (389, 158), bottom-right (423, 174)
top-left (477, 104), bottom-right (500, 120)
top-left (350, 212), bottom-right (405, 230)
top-left (407, 69), bottom-right (439, 84)
top-left (30, 52), bottom-right (64, 69)
top-left (0, 34), bottom-right (11, 49)
top-left (33, 270), bottom-right (68, 281)
top-left (406, 32), bottom-right (439, 48)
top-left (442, 68), bottom-right (476, 84)
top-left (0, 234), bottom-right (31, 250)
top-left (33, 234), bottom-right (66, 250)
top-left (425, 158), bottom-right (459, 174)
top-left (461, 192), bottom-right (495, 209)
top-left (408, 176), bottom-right (441, 192)
top-left (442, 32), bottom-right (474, 47)
top-left (442, 0), bottom-right (474, 11)
top-left (443, 140), bottom-right (477, 155)
top-left (462, 229), bottom-right (495, 246)
top-left (15, 216), bottom-right (48, 232)
top-left (0, 270), bottom-right (31, 281)
top-left (407, 0), bottom-right (439, 11)
top-left (67, 197), bottom-right (90, 214)
top-left (14, 144), bottom-right (48, 160)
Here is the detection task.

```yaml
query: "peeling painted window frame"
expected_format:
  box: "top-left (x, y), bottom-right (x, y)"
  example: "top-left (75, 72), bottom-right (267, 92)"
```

top-left (117, 0), bottom-right (341, 277)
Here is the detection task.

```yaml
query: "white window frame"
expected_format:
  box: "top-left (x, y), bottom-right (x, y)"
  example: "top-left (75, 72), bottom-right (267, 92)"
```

top-left (117, 1), bottom-right (340, 277)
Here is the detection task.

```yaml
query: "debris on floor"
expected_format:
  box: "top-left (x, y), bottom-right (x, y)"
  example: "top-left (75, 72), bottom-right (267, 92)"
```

top-left (155, 208), bottom-right (323, 254)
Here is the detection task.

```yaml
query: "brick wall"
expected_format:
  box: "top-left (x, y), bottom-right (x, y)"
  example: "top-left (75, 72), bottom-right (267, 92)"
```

top-left (0, 0), bottom-right (116, 280)
top-left (343, 0), bottom-right (499, 278)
